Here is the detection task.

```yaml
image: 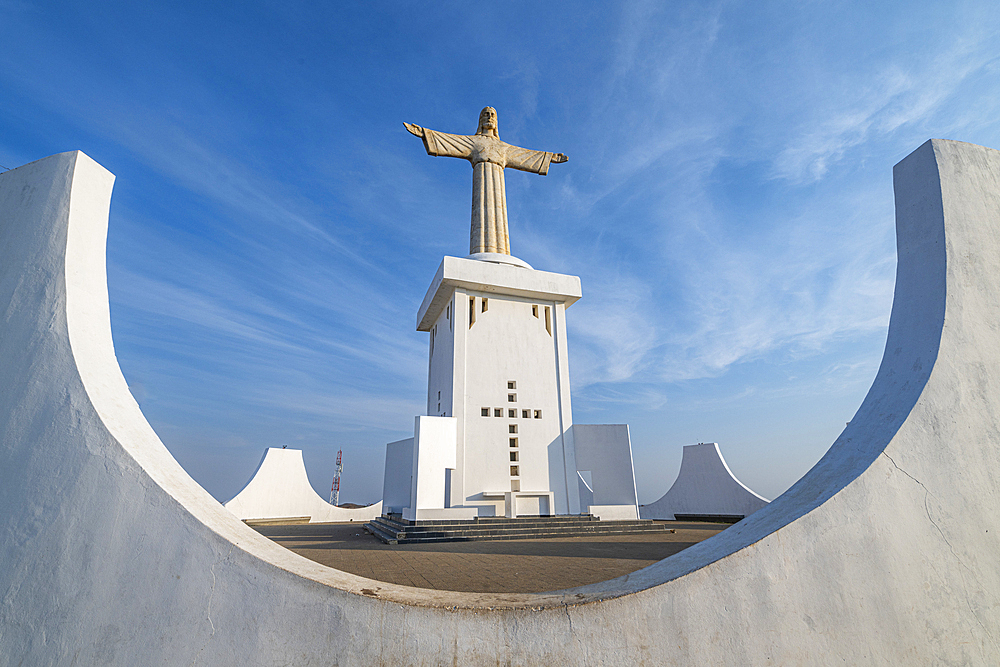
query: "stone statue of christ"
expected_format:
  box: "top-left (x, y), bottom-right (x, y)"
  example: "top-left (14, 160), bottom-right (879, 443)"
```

top-left (405, 107), bottom-right (568, 256)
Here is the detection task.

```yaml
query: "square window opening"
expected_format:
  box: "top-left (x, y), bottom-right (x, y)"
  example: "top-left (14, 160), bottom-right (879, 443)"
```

top-left (481, 407), bottom-right (490, 417)
top-left (510, 466), bottom-right (519, 477)
top-left (508, 381), bottom-right (516, 389)
top-left (507, 393), bottom-right (516, 402)
top-left (509, 437), bottom-right (518, 447)
top-left (509, 424), bottom-right (517, 434)
top-left (494, 408), bottom-right (502, 417)
top-left (508, 408), bottom-right (516, 418)
top-left (534, 410), bottom-right (542, 419)
top-left (510, 452), bottom-right (519, 462)
top-left (511, 480), bottom-right (520, 492)
top-left (522, 409), bottom-right (530, 419)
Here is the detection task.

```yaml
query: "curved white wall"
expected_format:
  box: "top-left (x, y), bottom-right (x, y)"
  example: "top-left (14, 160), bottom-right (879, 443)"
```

top-left (640, 442), bottom-right (768, 519)
top-left (1, 141), bottom-right (998, 664)
top-left (224, 447), bottom-right (381, 522)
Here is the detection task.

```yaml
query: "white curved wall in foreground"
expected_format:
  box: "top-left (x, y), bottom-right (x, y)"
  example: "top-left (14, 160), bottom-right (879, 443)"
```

top-left (224, 447), bottom-right (381, 522)
top-left (640, 442), bottom-right (768, 520)
top-left (1, 141), bottom-right (999, 664)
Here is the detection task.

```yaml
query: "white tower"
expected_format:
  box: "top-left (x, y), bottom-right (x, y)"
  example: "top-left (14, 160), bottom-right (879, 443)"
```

top-left (379, 252), bottom-right (640, 522)
top-left (380, 108), bottom-right (639, 522)
top-left (417, 254), bottom-right (582, 517)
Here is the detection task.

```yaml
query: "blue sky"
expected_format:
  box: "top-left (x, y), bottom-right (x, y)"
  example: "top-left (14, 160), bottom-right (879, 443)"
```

top-left (3, 1), bottom-right (1000, 506)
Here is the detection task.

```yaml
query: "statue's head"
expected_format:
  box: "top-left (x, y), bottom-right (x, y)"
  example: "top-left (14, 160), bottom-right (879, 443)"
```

top-left (477, 107), bottom-right (499, 137)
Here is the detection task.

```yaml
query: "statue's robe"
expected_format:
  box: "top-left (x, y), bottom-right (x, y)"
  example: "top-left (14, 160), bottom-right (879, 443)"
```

top-left (417, 129), bottom-right (557, 255)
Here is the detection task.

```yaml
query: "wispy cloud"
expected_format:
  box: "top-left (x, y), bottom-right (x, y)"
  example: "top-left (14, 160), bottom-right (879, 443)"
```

top-left (5, 1), bottom-right (1000, 502)
top-left (772, 28), bottom-right (1000, 182)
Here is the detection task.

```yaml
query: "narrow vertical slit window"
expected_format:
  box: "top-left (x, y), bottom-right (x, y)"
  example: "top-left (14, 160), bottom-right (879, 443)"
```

top-left (532, 305), bottom-right (538, 318)
top-left (544, 306), bottom-right (551, 335)
top-left (469, 296), bottom-right (476, 328)
top-left (482, 297), bottom-right (488, 313)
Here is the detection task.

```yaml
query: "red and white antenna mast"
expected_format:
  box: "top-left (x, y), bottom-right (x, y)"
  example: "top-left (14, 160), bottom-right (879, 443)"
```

top-left (330, 449), bottom-right (343, 506)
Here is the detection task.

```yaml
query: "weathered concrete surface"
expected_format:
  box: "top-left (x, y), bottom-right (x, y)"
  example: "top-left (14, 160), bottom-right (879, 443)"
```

top-left (640, 442), bottom-right (768, 520)
top-left (1, 141), bottom-right (999, 664)
top-left (224, 447), bottom-right (381, 522)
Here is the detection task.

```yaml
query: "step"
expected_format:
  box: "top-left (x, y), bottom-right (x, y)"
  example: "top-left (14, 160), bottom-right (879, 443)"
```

top-left (372, 527), bottom-right (668, 545)
top-left (376, 515), bottom-right (603, 528)
top-left (363, 514), bottom-right (667, 545)
top-left (367, 516), bottom-right (657, 529)
top-left (371, 517), bottom-right (657, 530)
top-left (372, 521), bottom-right (664, 536)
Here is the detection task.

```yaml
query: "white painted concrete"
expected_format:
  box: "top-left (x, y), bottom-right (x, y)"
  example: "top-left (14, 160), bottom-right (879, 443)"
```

top-left (572, 424), bottom-right (640, 519)
top-left (503, 491), bottom-right (555, 517)
top-left (381, 437), bottom-right (413, 513)
top-left (224, 447), bottom-right (381, 523)
top-left (467, 251), bottom-right (533, 269)
top-left (639, 442), bottom-right (768, 520)
top-left (587, 505), bottom-right (638, 521)
top-left (416, 255), bottom-right (581, 331)
top-left (402, 416), bottom-right (478, 521)
top-left (3, 141), bottom-right (1000, 664)
top-left (402, 256), bottom-right (585, 517)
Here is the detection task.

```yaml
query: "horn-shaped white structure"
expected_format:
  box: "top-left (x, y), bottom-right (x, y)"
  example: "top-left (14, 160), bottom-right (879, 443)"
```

top-left (639, 442), bottom-right (768, 520)
top-left (224, 447), bottom-right (381, 523)
top-left (1, 141), bottom-right (999, 664)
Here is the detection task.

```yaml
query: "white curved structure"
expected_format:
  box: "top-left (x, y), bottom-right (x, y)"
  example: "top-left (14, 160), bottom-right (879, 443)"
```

top-left (640, 442), bottom-right (768, 520)
top-left (224, 447), bottom-right (381, 522)
top-left (1, 141), bottom-right (999, 664)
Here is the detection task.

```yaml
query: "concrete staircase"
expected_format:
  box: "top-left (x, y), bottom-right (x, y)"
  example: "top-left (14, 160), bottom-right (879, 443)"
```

top-left (365, 513), bottom-right (666, 545)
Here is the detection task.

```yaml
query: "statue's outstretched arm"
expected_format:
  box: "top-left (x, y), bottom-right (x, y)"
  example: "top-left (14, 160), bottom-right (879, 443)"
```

top-left (404, 123), bottom-right (474, 160)
top-left (505, 146), bottom-right (568, 176)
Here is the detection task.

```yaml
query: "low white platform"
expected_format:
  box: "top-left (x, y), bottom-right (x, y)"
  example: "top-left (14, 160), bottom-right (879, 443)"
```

top-left (224, 447), bottom-right (381, 523)
top-left (640, 442), bottom-right (769, 520)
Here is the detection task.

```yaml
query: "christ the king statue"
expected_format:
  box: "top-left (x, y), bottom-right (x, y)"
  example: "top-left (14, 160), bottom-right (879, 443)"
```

top-left (405, 107), bottom-right (568, 256)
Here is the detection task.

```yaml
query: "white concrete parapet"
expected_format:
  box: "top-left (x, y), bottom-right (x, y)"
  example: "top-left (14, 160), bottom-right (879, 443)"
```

top-left (3, 142), bottom-right (1000, 663)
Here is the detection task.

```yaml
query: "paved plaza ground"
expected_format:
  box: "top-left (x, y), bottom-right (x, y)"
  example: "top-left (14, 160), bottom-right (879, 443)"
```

top-left (252, 520), bottom-right (728, 593)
